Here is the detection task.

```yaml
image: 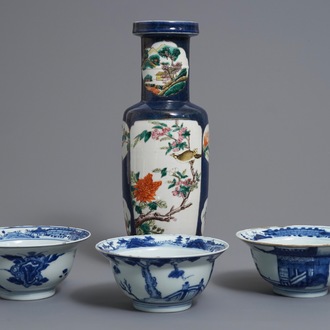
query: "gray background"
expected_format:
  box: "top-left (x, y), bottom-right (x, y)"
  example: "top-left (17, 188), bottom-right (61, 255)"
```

top-left (1, 0), bottom-right (329, 328)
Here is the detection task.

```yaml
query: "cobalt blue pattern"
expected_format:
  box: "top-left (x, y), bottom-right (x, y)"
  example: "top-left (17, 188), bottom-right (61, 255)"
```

top-left (252, 246), bottom-right (330, 290)
top-left (239, 226), bottom-right (330, 242)
top-left (237, 226), bottom-right (330, 296)
top-left (3, 252), bottom-right (63, 288)
top-left (97, 235), bottom-right (226, 254)
top-left (0, 226), bottom-right (90, 300)
top-left (111, 254), bottom-right (208, 303)
top-left (97, 235), bottom-right (228, 307)
top-left (0, 226), bottom-right (90, 242)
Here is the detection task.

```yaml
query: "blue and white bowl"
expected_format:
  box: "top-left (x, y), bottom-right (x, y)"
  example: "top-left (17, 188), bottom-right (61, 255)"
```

top-left (0, 225), bottom-right (90, 300)
top-left (236, 225), bottom-right (330, 298)
top-left (96, 234), bottom-right (229, 312)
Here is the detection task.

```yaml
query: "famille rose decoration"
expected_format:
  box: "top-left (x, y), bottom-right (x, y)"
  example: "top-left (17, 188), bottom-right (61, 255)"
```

top-left (122, 21), bottom-right (209, 236)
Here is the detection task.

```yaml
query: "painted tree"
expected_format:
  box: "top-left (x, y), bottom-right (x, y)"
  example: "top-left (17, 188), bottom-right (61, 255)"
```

top-left (158, 46), bottom-right (181, 65)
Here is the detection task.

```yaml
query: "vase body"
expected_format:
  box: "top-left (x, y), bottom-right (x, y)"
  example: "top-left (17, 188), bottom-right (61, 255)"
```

top-left (122, 21), bottom-right (209, 235)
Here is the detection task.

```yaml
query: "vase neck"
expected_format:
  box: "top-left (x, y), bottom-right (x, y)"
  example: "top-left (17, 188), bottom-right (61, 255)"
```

top-left (139, 35), bottom-right (192, 102)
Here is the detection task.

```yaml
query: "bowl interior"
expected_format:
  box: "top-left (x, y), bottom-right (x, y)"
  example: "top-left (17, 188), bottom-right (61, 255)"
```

top-left (236, 225), bottom-right (330, 246)
top-left (96, 234), bottom-right (229, 258)
top-left (0, 226), bottom-right (91, 248)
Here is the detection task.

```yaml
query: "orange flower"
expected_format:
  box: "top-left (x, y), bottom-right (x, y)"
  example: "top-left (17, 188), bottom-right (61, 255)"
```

top-left (133, 173), bottom-right (162, 203)
top-left (203, 131), bottom-right (209, 148)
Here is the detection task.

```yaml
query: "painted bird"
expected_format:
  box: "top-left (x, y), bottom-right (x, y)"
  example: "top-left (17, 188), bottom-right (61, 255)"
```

top-left (171, 148), bottom-right (202, 162)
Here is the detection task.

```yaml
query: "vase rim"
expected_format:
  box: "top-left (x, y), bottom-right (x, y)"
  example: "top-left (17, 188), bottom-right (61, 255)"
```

top-left (133, 20), bottom-right (199, 36)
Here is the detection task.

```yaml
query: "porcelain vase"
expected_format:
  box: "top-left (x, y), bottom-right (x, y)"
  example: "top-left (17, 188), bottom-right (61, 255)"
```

top-left (122, 21), bottom-right (209, 235)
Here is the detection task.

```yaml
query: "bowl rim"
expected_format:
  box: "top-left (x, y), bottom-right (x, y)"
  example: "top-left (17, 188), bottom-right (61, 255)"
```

top-left (236, 224), bottom-right (330, 247)
top-left (95, 234), bottom-right (229, 259)
top-left (0, 225), bottom-right (91, 248)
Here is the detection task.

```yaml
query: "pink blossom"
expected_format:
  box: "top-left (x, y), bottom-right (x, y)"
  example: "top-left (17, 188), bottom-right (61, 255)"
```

top-left (183, 178), bottom-right (193, 186)
top-left (172, 190), bottom-right (180, 197)
top-left (152, 130), bottom-right (161, 140)
top-left (179, 127), bottom-right (187, 134)
top-left (152, 127), bottom-right (171, 140)
top-left (172, 186), bottom-right (185, 198)
top-left (171, 141), bottom-right (180, 152)
top-left (162, 127), bottom-right (171, 135)
top-left (178, 127), bottom-right (187, 138)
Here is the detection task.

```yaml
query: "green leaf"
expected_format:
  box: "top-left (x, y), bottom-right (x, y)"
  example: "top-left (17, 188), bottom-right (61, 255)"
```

top-left (180, 185), bottom-right (191, 196)
top-left (168, 179), bottom-right (176, 189)
top-left (140, 223), bottom-right (150, 234)
top-left (130, 171), bottom-right (139, 184)
top-left (156, 200), bottom-right (167, 208)
top-left (148, 202), bottom-right (158, 211)
top-left (160, 136), bottom-right (172, 141)
top-left (175, 68), bottom-right (187, 80)
top-left (163, 81), bottom-right (186, 96)
top-left (138, 130), bottom-right (146, 140)
top-left (135, 205), bottom-right (143, 214)
top-left (161, 168), bottom-right (167, 177)
top-left (144, 131), bottom-right (151, 142)
top-left (176, 171), bottom-right (188, 179)
top-left (177, 142), bottom-right (187, 150)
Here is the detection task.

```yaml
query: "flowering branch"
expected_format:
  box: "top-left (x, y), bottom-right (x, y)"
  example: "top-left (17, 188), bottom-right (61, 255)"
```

top-left (134, 160), bottom-right (198, 229)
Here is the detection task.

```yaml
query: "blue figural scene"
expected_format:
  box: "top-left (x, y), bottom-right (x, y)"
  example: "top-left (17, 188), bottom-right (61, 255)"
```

top-left (237, 226), bottom-right (330, 296)
top-left (113, 255), bottom-right (207, 303)
top-left (97, 235), bottom-right (228, 309)
top-left (252, 246), bottom-right (330, 292)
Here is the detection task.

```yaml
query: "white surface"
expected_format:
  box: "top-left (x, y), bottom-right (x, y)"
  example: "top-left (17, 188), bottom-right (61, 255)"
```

top-left (1, 0), bottom-right (330, 328)
top-left (116, 246), bottom-right (209, 257)
top-left (255, 237), bottom-right (330, 245)
top-left (0, 239), bottom-right (64, 247)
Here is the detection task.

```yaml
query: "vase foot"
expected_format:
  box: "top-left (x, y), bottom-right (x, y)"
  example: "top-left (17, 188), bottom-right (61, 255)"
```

top-left (132, 300), bottom-right (192, 313)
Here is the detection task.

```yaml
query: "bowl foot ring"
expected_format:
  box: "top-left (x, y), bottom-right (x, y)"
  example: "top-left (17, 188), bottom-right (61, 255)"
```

top-left (133, 300), bottom-right (193, 312)
top-left (273, 286), bottom-right (328, 298)
top-left (0, 288), bottom-right (56, 301)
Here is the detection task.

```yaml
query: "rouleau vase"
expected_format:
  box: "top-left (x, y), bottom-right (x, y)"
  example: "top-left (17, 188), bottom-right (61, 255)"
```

top-left (122, 21), bottom-right (209, 235)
